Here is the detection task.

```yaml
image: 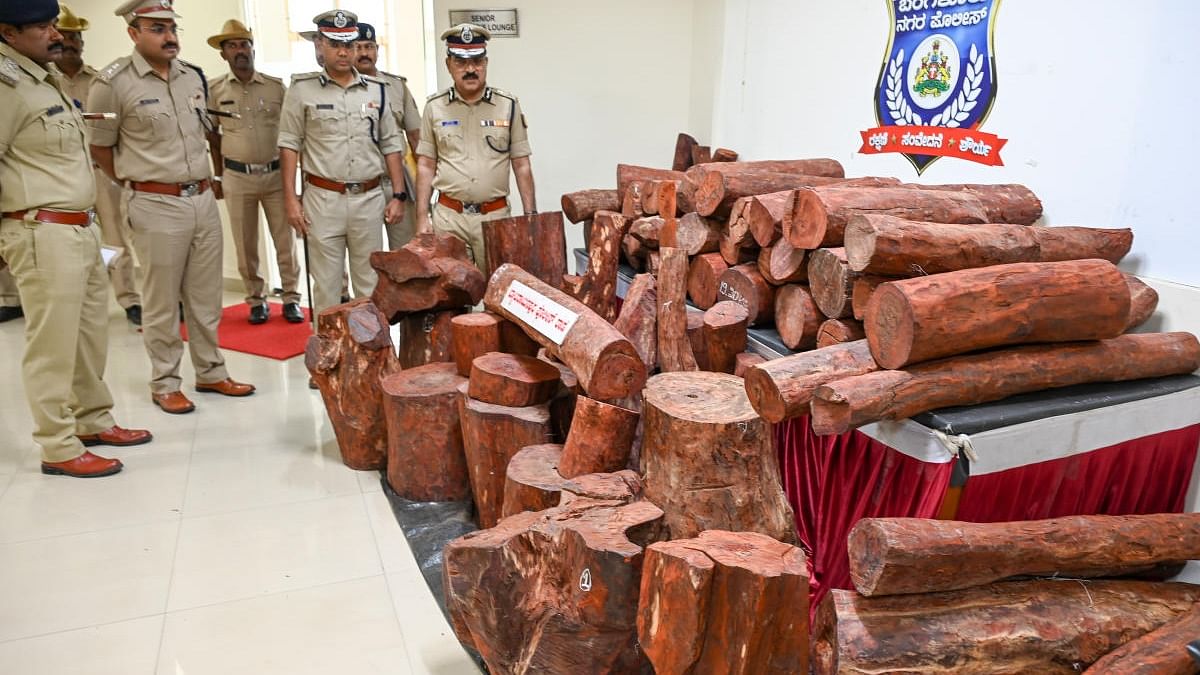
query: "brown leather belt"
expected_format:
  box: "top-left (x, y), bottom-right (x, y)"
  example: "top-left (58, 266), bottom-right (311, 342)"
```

top-left (130, 179), bottom-right (211, 197)
top-left (438, 193), bottom-right (507, 215)
top-left (305, 174), bottom-right (381, 194)
top-left (1, 209), bottom-right (92, 226)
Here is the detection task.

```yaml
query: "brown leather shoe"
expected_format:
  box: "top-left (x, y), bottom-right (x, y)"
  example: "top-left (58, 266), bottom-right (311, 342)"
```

top-left (195, 378), bottom-right (256, 397)
top-left (78, 425), bottom-right (153, 447)
top-left (42, 451), bottom-right (123, 478)
top-left (152, 391), bottom-right (196, 414)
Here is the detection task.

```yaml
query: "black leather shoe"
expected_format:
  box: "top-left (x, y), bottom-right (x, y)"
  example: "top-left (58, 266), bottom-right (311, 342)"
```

top-left (125, 304), bottom-right (142, 326)
top-left (248, 304), bottom-right (269, 325)
top-left (0, 305), bottom-right (22, 323)
top-left (283, 302), bottom-right (304, 323)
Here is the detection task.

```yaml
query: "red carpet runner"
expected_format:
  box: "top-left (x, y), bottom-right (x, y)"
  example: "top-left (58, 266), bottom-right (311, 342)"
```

top-left (180, 302), bottom-right (312, 360)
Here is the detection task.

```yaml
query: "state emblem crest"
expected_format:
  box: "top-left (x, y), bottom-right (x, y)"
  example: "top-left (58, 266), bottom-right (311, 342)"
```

top-left (859, 0), bottom-right (1007, 173)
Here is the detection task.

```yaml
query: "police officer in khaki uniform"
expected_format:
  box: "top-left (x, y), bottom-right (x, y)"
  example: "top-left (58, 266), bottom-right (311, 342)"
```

top-left (54, 3), bottom-right (143, 325)
top-left (0, 0), bottom-right (152, 478)
top-left (88, 0), bottom-right (255, 414)
top-left (353, 21), bottom-right (418, 250)
top-left (278, 10), bottom-right (407, 315)
top-left (415, 23), bottom-right (536, 268)
top-left (206, 19), bottom-right (303, 325)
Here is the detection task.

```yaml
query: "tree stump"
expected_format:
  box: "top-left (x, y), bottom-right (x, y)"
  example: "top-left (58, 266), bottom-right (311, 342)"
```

top-left (774, 284), bottom-right (824, 351)
top-left (305, 299), bottom-right (399, 470)
top-left (864, 259), bottom-right (1132, 369)
top-left (807, 247), bottom-right (859, 320)
top-left (703, 301), bottom-right (749, 374)
top-left (811, 332), bottom-right (1200, 435)
top-left (369, 232), bottom-right (486, 322)
top-left (1085, 601), bottom-right (1200, 674)
top-left (638, 530), bottom-right (809, 675)
top-left (848, 513), bottom-right (1200, 598)
top-left (687, 252), bottom-right (728, 310)
top-left (813, 581), bottom-right (1200, 675)
top-left (642, 371), bottom-right (796, 542)
top-left (657, 247), bottom-right (699, 372)
top-left (381, 363), bottom-right (469, 500)
top-left (757, 239), bottom-right (808, 285)
top-left (458, 382), bottom-right (555, 529)
top-left (468, 352), bottom-right (563, 407)
top-left (742, 340), bottom-right (878, 423)
top-left (501, 443), bottom-right (565, 518)
top-left (482, 211), bottom-right (568, 288)
top-left (717, 263), bottom-right (775, 326)
top-left (398, 308), bottom-right (462, 368)
top-left (444, 498), bottom-right (664, 674)
top-left (485, 264), bottom-right (647, 400)
top-left (562, 189), bottom-right (620, 224)
top-left (816, 318), bottom-right (865, 348)
top-left (559, 396), bottom-right (640, 477)
top-left (787, 186), bottom-right (990, 249)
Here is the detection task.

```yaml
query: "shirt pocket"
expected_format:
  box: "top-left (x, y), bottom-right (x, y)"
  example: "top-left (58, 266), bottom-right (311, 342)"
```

top-left (39, 110), bottom-right (85, 154)
top-left (308, 106), bottom-right (343, 140)
top-left (434, 123), bottom-right (465, 156)
top-left (129, 102), bottom-right (177, 141)
top-left (483, 125), bottom-right (511, 155)
top-left (216, 98), bottom-right (243, 131)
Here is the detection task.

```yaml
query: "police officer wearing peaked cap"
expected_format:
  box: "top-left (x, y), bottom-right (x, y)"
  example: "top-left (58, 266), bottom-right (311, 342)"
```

top-left (88, 0), bottom-right (257, 414)
top-left (277, 10), bottom-right (408, 316)
top-left (0, 0), bottom-right (153, 477)
top-left (415, 23), bottom-right (536, 269)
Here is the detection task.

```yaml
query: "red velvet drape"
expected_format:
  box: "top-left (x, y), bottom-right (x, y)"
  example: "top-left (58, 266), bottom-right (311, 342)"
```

top-left (774, 417), bottom-right (955, 612)
top-left (954, 423), bottom-right (1200, 522)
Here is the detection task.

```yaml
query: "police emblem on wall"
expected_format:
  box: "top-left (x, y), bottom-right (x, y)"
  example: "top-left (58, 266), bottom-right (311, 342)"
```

top-left (859, 0), bottom-right (1006, 173)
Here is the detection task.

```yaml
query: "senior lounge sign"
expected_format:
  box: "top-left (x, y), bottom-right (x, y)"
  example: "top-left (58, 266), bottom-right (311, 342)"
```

top-left (859, 0), bottom-right (1006, 173)
top-left (448, 9), bottom-right (519, 37)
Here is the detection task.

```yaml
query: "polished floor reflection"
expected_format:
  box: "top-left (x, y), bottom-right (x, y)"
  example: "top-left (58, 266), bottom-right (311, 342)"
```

top-left (0, 292), bottom-right (478, 674)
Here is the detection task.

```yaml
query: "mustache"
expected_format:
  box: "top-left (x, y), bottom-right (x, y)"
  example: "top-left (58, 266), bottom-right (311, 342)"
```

top-left (48, 42), bottom-right (64, 51)
top-left (463, 73), bottom-right (479, 79)
top-left (163, 42), bottom-right (179, 50)
top-left (61, 46), bottom-right (78, 54)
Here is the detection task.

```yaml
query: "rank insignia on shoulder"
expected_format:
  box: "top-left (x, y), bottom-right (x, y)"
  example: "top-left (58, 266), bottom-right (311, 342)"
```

top-left (440, 120), bottom-right (460, 127)
top-left (480, 120), bottom-right (510, 127)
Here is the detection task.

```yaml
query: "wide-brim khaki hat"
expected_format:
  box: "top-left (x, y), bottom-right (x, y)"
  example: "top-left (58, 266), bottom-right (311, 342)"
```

top-left (57, 4), bottom-right (90, 32)
top-left (207, 18), bottom-right (253, 49)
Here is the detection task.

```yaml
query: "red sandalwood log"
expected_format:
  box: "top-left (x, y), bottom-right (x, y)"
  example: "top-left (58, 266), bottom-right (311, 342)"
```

top-left (757, 239), bottom-right (808, 285)
top-left (917, 183), bottom-right (1043, 224)
top-left (807, 247), bottom-right (859, 319)
top-left (558, 396), bottom-right (640, 477)
top-left (711, 148), bottom-right (738, 162)
top-left (742, 340), bottom-right (878, 423)
top-left (676, 212), bottom-right (723, 255)
top-left (657, 247), bottom-right (699, 372)
top-left (485, 264), bottom-right (647, 400)
top-left (692, 158), bottom-right (845, 178)
top-left (483, 212), bottom-right (567, 287)
top-left (864, 259), bottom-right (1132, 369)
top-left (816, 318), bottom-right (865, 348)
top-left (812, 581), bottom-right (1200, 675)
top-left (788, 186), bottom-right (990, 249)
top-left (369, 232), bottom-right (485, 321)
top-left (558, 469), bottom-right (644, 506)
top-left (573, 210), bottom-right (631, 322)
top-left (468, 352), bottom-right (563, 407)
top-left (672, 133), bottom-right (699, 172)
top-left (703, 301), bottom-right (749, 374)
top-left (613, 273), bottom-right (658, 373)
top-left (562, 189), bottom-right (620, 224)
top-left (500, 443), bottom-right (565, 518)
top-left (451, 311), bottom-right (501, 377)
top-left (716, 263), bottom-right (775, 326)
top-left (687, 252), bottom-right (728, 310)
top-left (397, 308), bottom-right (462, 368)
top-left (622, 233), bottom-right (649, 271)
top-left (638, 530), bottom-right (809, 675)
top-left (848, 513), bottom-right (1200, 598)
top-left (618, 164), bottom-right (684, 203)
top-left (1126, 275), bottom-right (1159, 331)
top-left (1085, 601), bottom-right (1200, 674)
top-left (746, 189), bottom-right (797, 247)
top-left (381, 363), bottom-right (470, 500)
top-left (813, 332), bottom-right (1200, 435)
top-left (734, 352), bottom-right (766, 377)
top-left (642, 371), bottom-right (796, 542)
top-left (851, 275), bottom-right (896, 321)
top-left (691, 169), bottom-right (850, 219)
top-left (774, 284), bottom-right (824, 351)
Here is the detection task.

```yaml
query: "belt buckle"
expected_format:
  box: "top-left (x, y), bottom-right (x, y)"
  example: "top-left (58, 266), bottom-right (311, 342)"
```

top-left (87, 209), bottom-right (96, 226)
top-left (180, 181), bottom-right (201, 197)
top-left (462, 202), bottom-right (481, 214)
top-left (345, 182), bottom-right (364, 194)
top-left (249, 164), bottom-right (269, 175)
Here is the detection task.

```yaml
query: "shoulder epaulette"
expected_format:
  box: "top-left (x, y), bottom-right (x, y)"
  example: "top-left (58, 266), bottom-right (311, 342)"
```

top-left (0, 57), bottom-right (20, 87)
top-left (96, 57), bottom-right (130, 83)
top-left (361, 74), bottom-right (386, 86)
top-left (83, 64), bottom-right (99, 77)
top-left (488, 87), bottom-right (515, 101)
top-left (179, 58), bottom-right (208, 100)
top-left (427, 87), bottom-right (452, 103)
top-left (261, 73), bottom-right (284, 85)
top-left (379, 70), bottom-right (407, 83)
top-left (290, 71), bottom-right (321, 84)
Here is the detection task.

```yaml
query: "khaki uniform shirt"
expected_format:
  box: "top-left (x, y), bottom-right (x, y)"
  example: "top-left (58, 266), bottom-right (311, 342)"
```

top-left (378, 71), bottom-right (421, 134)
top-left (416, 86), bottom-right (530, 203)
top-left (86, 51), bottom-right (212, 183)
top-left (210, 71), bottom-right (285, 164)
top-left (0, 44), bottom-right (95, 212)
top-left (58, 64), bottom-right (98, 111)
top-left (277, 69), bottom-right (404, 182)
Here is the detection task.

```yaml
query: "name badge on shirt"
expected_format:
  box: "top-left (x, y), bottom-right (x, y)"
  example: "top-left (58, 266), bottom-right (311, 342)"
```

top-left (440, 120), bottom-right (460, 127)
top-left (315, 104), bottom-right (335, 110)
top-left (137, 98), bottom-right (160, 106)
top-left (219, 100), bottom-right (236, 105)
top-left (45, 105), bottom-right (65, 117)
top-left (480, 120), bottom-right (510, 127)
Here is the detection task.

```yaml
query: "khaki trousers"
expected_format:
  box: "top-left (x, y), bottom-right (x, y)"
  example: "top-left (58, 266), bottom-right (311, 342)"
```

top-left (127, 190), bottom-right (229, 394)
top-left (303, 185), bottom-right (384, 315)
top-left (92, 167), bottom-right (140, 309)
top-left (381, 177), bottom-right (416, 251)
top-left (0, 267), bottom-right (18, 306)
top-left (224, 169), bottom-right (301, 306)
top-left (431, 201), bottom-right (511, 269)
top-left (0, 217), bottom-right (116, 462)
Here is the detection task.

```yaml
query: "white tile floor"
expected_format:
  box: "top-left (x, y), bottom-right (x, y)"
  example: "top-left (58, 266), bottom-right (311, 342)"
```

top-left (0, 292), bottom-right (480, 675)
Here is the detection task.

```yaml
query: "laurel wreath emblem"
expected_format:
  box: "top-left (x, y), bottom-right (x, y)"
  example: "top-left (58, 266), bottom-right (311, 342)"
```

top-left (886, 43), bottom-right (985, 128)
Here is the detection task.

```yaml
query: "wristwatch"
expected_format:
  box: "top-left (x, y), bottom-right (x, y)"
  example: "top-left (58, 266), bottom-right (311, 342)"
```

top-left (392, 192), bottom-right (408, 202)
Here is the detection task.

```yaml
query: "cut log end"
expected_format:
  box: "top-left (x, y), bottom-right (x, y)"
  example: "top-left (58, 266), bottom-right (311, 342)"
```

top-left (787, 189), bottom-right (829, 249)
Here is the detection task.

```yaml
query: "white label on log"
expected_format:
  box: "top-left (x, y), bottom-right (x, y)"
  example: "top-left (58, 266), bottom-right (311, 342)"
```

top-left (501, 280), bottom-right (579, 345)
top-left (579, 568), bottom-right (593, 592)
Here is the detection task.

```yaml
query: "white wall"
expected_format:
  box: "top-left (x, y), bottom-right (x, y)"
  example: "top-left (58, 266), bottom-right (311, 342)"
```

top-left (430, 0), bottom-right (696, 257)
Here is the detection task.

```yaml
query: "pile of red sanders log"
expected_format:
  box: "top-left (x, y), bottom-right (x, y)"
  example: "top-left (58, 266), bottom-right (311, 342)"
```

top-left (816, 513), bottom-right (1200, 674)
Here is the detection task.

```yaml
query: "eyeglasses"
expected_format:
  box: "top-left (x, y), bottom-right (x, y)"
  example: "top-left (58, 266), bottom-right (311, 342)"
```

top-left (139, 24), bottom-right (181, 35)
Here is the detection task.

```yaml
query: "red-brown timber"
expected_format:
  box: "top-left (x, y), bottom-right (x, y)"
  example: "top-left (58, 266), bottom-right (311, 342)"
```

top-left (742, 340), bottom-right (878, 423)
